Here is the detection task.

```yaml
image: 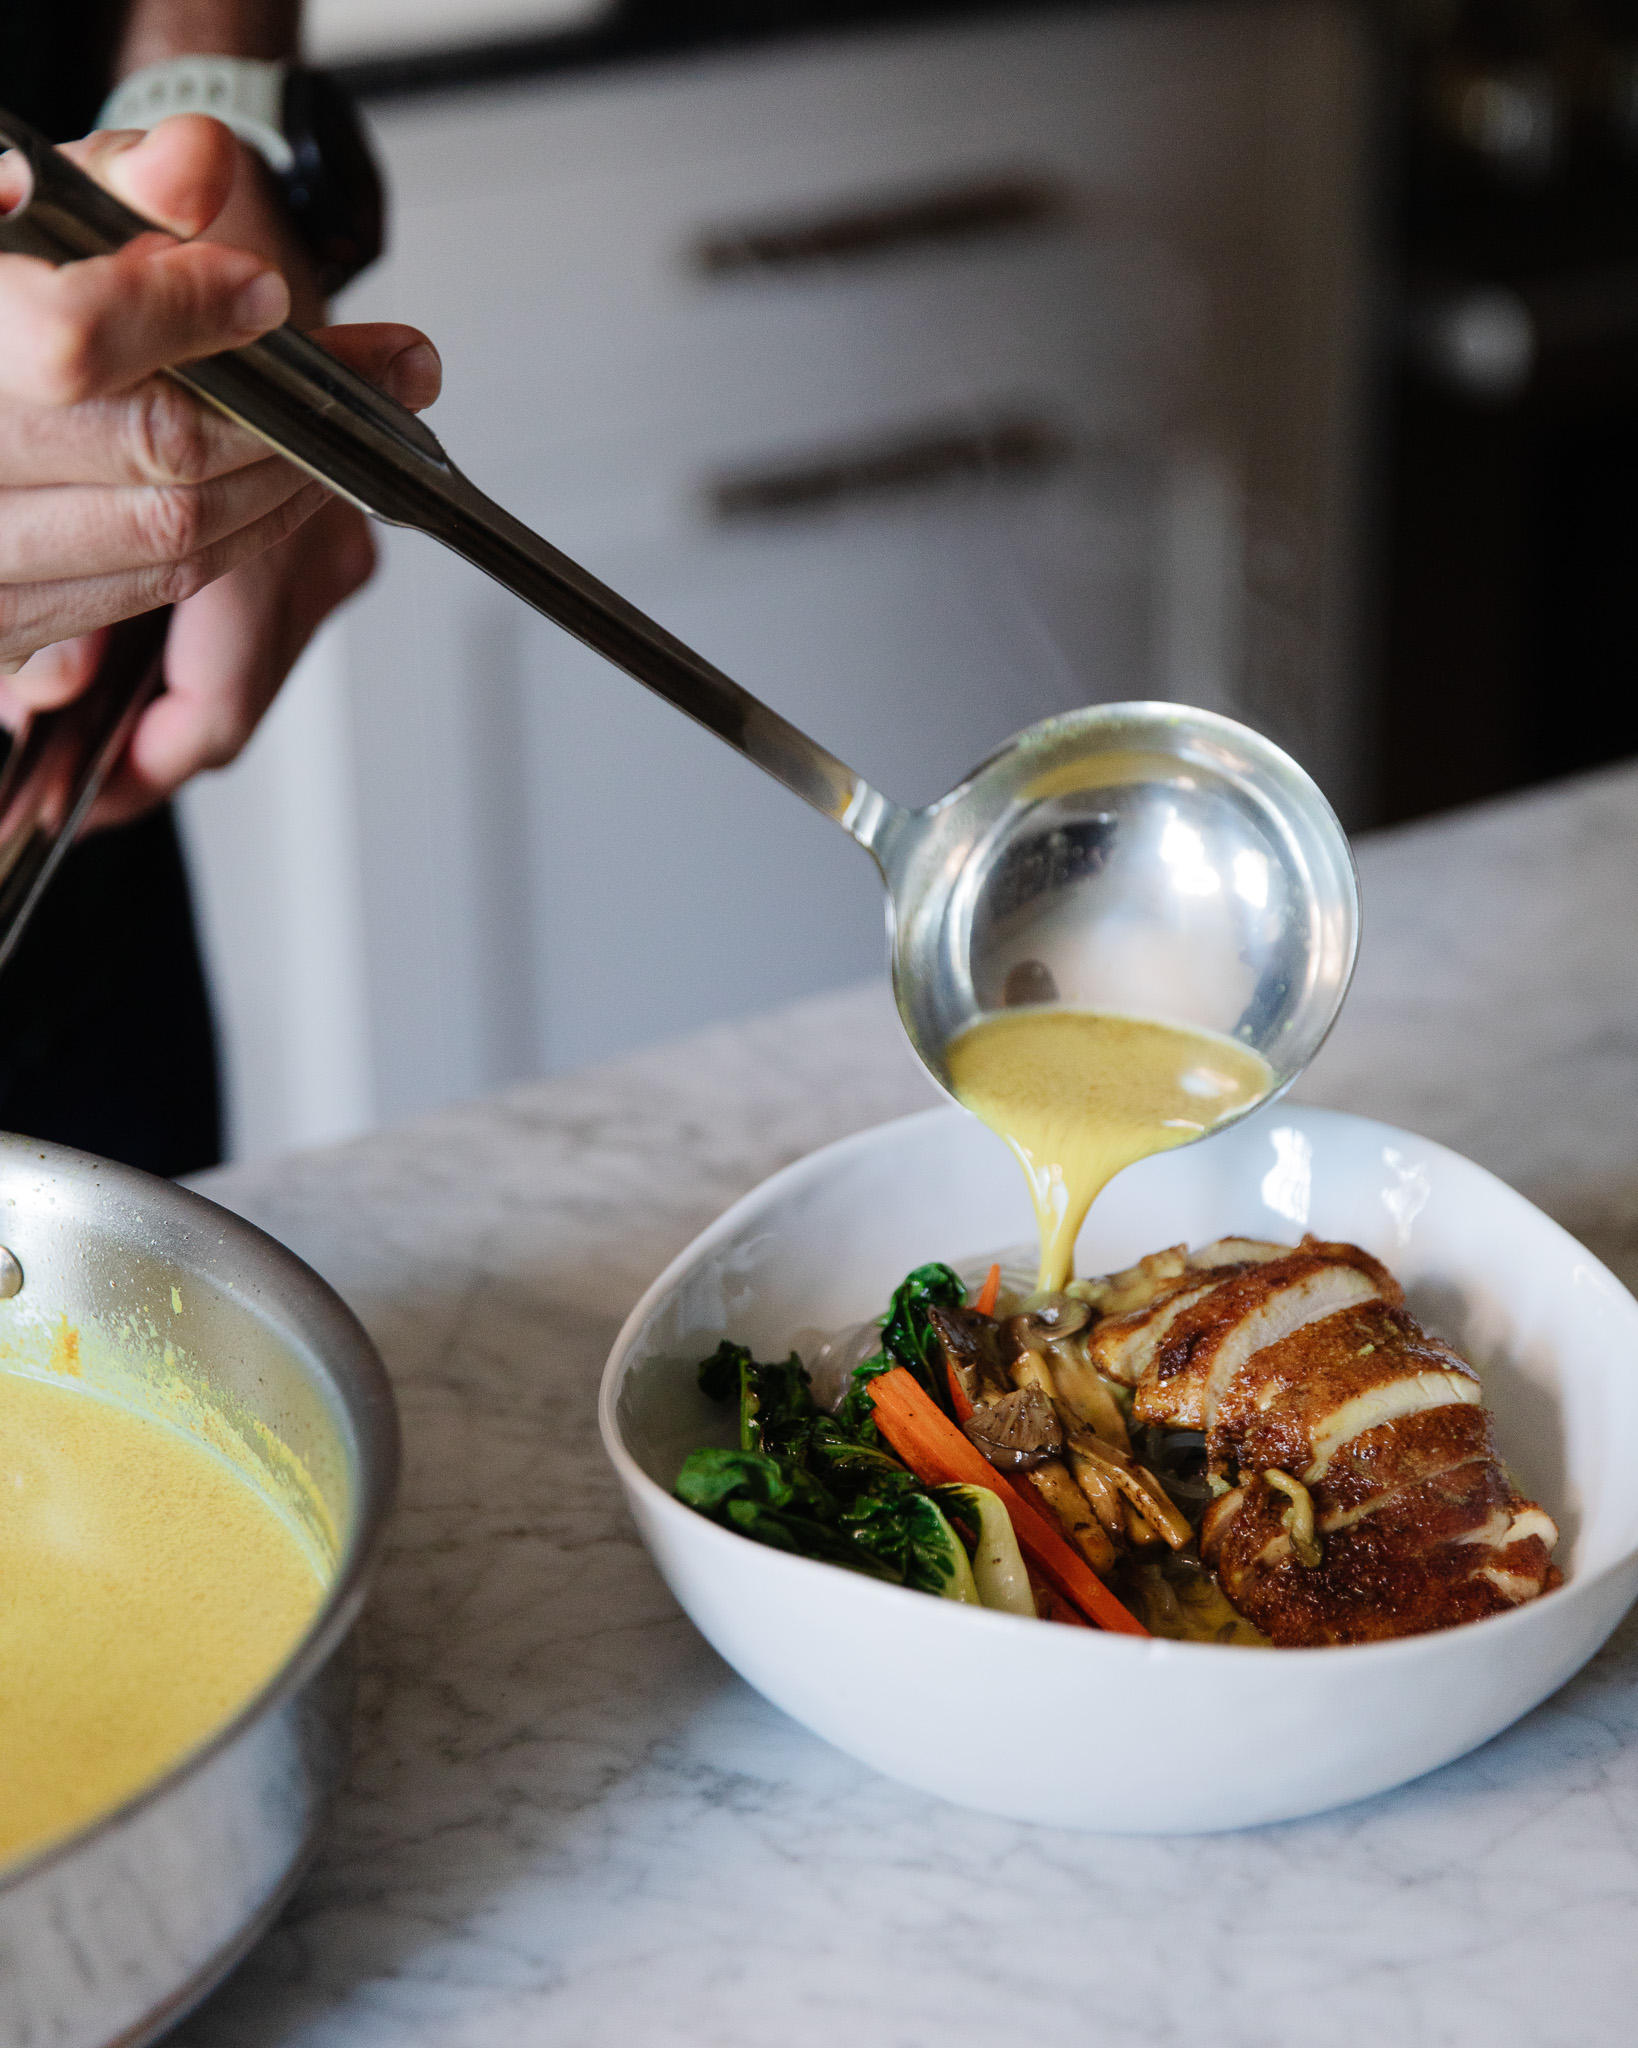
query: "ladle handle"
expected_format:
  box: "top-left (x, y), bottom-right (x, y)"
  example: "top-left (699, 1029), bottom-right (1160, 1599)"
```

top-left (0, 109), bottom-right (906, 863)
top-left (0, 609), bottom-right (169, 977)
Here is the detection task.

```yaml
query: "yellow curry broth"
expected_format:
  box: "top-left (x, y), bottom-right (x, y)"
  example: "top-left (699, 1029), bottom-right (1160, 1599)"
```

top-left (947, 1008), bottom-right (1273, 1291)
top-left (0, 1336), bottom-right (330, 1865)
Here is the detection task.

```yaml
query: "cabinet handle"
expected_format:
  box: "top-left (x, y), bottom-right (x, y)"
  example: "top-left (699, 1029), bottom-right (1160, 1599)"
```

top-left (1407, 265), bottom-right (1638, 403)
top-left (693, 174), bottom-right (1073, 278)
top-left (706, 413), bottom-right (1072, 523)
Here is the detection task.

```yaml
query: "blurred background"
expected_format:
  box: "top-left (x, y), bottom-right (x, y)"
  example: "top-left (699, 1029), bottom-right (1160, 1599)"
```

top-left (177, 0), bottom-right (1638, 1159)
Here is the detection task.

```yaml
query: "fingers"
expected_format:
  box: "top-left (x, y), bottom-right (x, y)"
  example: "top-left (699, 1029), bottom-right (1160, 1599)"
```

top-left (0, 114), bottom-right (437, 775)
top-left (91, 499), bottom-right (376, 822)
top-left (0, 324), bottom-right (442, 490)
top-left (0, 116), bottom-right (434, 816)
top-left (59, 118), bottom-right (241, 241)
top-left (0, 454), bottom-right (315, 585)
top-left (310, 325), bottom-right (444, 411)
top-left (0, 634), bottom-right (102, 710)
top-left (0, 118), bottom-right (293, 408)
top-left (0, 117), bottom-right (440, 415)
top-left (0, 478), bottom-right (329, 682)
top-left (0, 312), bottom-right (440, 674)
top-left (0, 235), bottom-right (288, 407)
top-left (0, 379), bottom-right (266, 488)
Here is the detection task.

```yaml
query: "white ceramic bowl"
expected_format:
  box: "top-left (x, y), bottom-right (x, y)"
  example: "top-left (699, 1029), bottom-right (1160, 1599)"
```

top-left (599, 1103), bottom-right (1638, 1833)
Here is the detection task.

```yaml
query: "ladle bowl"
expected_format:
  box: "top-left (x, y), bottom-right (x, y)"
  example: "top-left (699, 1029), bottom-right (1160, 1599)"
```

top-left (882, 701), bottom-right (1358, 1110)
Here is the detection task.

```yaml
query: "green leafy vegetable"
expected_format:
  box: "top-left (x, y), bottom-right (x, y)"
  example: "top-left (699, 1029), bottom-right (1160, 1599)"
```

top-left (686, 1323), bottom-right (981, 1602)
top-left (675, 1443), bottom-right (829, 1518)
top-left (843, 1490), bottom-right (979, 1600)
top-left (695, 1340), bottom-right (744, 1408)
top-left (694, 1339), bottom-right (816, 1453)
top-left (682, 1272), bottom-right (1036, 1610)
top-left (675, 1447), bottom-right (898, 1579)
top-left (877, 1262), bottom-right (967, 1411)
top-left (834, 1354), bottom-right (896, 1441)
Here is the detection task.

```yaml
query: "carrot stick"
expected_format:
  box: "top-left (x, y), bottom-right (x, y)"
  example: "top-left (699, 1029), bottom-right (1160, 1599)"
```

top-left (974, 1262), bottom-right (1002, 1317)
top-left (868, 1368), bottom-right (1148, 1637)
top-left (1027, 1567), bottom-right (1092, 1628)
top-left (946, 1361), bottom-right (975, 1423)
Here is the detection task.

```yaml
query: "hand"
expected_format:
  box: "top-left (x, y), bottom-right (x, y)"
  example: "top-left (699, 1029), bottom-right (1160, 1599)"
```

top-left (0, 115), bottom-right (440, 823)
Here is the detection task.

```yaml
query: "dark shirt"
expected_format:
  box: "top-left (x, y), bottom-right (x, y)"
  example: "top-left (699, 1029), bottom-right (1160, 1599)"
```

top-left (0, 4), bottom-right (223, 1177)
top-left (2, 0), bottom-right (123, 141)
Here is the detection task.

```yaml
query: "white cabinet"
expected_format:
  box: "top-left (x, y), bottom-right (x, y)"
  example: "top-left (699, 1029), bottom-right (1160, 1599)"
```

top-left (304, 0), bottom-right (609, 67)
top-left (180, 0), bottom-right (1373, 1157)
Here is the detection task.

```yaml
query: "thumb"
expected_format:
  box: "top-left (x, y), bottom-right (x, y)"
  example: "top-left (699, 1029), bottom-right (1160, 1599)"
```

top-left (59, 116), bottom-right (241, 242)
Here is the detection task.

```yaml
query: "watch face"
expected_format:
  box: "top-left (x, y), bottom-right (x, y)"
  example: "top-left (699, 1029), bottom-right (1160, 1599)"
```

top-left (279, 68), bottom-right (385, 292)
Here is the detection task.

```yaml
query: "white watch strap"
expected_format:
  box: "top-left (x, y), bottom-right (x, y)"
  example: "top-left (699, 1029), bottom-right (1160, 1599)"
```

top-left (99, 57), bottom-right (295, 176)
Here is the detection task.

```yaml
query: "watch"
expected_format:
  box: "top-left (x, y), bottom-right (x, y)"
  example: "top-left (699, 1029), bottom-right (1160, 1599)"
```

top-left (98, 56), bottom-right (385, 294)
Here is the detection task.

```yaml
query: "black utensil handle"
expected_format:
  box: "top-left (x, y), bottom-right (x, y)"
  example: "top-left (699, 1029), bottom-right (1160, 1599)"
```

top-left (0, 609), bottom-right (171, 980)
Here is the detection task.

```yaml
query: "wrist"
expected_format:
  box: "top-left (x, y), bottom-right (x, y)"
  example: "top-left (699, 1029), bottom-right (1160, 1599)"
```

top-left (115, 0), bottom-right (299, 74)
top-left (217, 143), bottom-right (329, 328)
top-left (103, 57), bottom-right (294, 173)
top-left (97, 57), bottom-right (385, 295)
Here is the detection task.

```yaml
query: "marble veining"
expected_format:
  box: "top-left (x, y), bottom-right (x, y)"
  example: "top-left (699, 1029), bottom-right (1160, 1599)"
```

top-left (175, 767), bottom-right (1638, 2048)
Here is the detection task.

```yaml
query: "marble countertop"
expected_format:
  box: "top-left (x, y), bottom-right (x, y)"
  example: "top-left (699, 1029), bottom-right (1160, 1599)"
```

top-left (176, 763), bottom-right (1638, 2048)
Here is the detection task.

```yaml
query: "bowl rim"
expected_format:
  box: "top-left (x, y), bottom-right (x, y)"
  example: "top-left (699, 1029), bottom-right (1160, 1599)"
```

top-left (0, 1130), bottom-right (400, 1889)
top-left (600, 1099), bottom-right (1638, 1667)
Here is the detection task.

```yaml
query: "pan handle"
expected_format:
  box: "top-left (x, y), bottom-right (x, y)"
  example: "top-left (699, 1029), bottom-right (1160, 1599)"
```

top-left (0, 611), bottom-right (170, 978)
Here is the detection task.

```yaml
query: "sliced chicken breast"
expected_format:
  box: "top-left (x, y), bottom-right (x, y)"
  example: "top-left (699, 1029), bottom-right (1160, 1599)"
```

top-left (1189, 1238), bottom-right (1292, 1270)
top-left (1087, 1279), bottom-right (1222, 1387)
top-left (1131, 1244), bottom-right (1399, 1432)
top-left (1202, 1458), bottom-right (1552, 1645)
top-left (1211, 1298), bottom-right (1482, 1482)
top-left (1315, 1401), bottom-right (1499, 1525)
top-left (1085, 1232), bottom-right (1559, 1646)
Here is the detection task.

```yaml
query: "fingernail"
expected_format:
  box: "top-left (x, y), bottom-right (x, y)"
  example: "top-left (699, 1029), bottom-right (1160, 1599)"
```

top-left (17, 641), bottom-right (73, 682)
top-left (385, 342), bottom-right (441, 407)
top-left (233, 270), bottom-right (290, 334)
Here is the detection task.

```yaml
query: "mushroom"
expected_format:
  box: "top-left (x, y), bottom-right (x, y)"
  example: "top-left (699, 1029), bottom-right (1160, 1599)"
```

top-left (1005, 1299), bottom-right (1132, 1450)
top-left (1061, 1432), bottom-right (1125, 1540)
top-left (1009, 1348), bottom-right (1056, 1404)
top-left (1063, 1426), bottom-right (1193, 1551)
top-left (1264, 1469), bottom-right (1323, 1569)
top-left (1047, 1353), bottom-right (1131, 1451)
top-left (1026, 1458), bottom-right (1118, 1575)
top-left (1131, 1561), bottom-right (1189, 1635)
top-left (961, 1385), bottom-right (1062, 1470)
top-left (927, 1303), bottom-right (1013, 1408)
top-left (1006, 1297), bottom-right (1092, 1354)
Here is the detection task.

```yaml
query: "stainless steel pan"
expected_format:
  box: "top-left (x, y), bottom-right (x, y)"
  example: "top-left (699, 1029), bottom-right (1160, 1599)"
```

top-left (0, 1134), bottom-right (398, 2048)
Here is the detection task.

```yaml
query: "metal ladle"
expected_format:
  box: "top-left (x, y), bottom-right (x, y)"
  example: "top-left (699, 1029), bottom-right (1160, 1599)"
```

top-left (0, 109), bottom-right (1359, 1115)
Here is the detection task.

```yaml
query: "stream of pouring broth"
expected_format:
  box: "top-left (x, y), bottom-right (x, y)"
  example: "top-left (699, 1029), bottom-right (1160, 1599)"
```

top-left (946, 1009), bottom-right (1275, 1292)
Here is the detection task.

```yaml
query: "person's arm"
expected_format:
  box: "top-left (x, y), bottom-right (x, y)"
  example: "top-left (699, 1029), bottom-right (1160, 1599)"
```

top-left (115, 0), bottom-right (301, 71)
top-left (0, 3), bottom-right (430, 824)
top-left (110, 0), bottom-right (318, 322)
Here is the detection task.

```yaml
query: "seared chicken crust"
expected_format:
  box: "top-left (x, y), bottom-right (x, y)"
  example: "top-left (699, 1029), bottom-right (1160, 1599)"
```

top-left (1121, 1235), bottom-right (1559, 1645)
